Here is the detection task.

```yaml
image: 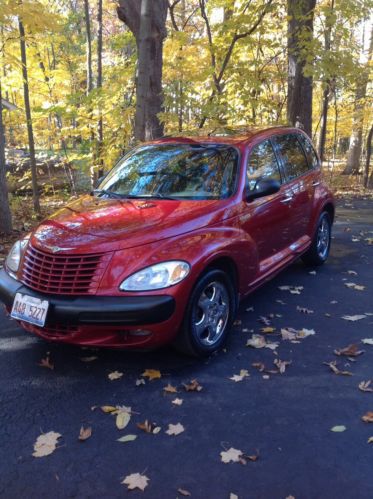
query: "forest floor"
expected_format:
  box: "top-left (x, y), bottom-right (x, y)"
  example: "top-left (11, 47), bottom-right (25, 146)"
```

top-left (0, 195), bottom-right (373, 497)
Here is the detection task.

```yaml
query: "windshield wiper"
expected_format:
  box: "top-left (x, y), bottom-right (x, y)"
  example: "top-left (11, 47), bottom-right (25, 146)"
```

top-left (92, 189), bottom-right (125, 199)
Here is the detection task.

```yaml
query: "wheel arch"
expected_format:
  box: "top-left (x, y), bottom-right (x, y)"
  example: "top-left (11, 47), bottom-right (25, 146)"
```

top-left (322, 202), bottom-right (335, 224)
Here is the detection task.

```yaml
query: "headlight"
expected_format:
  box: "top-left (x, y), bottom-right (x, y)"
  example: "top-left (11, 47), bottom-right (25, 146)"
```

top-left (5, 239), bottom-right (28, 274)
top-left (120, 261), bottom-right (190, 291)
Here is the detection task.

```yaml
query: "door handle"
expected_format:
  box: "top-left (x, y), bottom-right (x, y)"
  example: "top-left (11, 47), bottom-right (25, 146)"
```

top-left (312, 181), bottom-right (320, 187)
top-left (281, 196), bottom-right (293, 204)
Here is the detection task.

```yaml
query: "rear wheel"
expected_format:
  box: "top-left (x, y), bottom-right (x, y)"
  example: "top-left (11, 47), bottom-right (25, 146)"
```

top-left (174, 269), bottom-right (236, 357)
top-left (302, 212), bottom-right (332, 266)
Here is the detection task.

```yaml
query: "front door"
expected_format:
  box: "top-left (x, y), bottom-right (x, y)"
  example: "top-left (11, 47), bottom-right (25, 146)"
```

top-left (240, 138), bottom-right (293, 271)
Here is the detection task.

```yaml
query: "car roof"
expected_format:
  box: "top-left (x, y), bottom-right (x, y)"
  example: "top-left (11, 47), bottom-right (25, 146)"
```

top-left (151, 125), bottom-right (303, 147)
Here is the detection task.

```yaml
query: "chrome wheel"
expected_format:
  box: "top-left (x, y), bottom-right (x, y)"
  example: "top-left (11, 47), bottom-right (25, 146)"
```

top-left (194, 281), bottom-right (230, 347)
top-left (316, 216), bottom-right (330, 260)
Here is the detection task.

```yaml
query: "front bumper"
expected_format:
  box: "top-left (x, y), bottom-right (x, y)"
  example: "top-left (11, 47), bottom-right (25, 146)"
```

top-left (0, 269), bottom-right (177, 347)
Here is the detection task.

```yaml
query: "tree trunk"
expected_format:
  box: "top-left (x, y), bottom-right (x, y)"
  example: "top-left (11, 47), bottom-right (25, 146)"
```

top-left (97, 0), bottom-right (103, 175)
top-left (318, 0), bottom-right (334, 162)
top-left (117, 0), bottom-right (168, 142)
top-left (0, 79), bottom-right (13, 234)
top-left (364, 124), bottom-right (373, 188)
top-left (343, 27), bottom-right (373, 174)
top-left (83, 0), bottom-right (93, 95)
top-left (18, 17), bottom-right (40, 214)
top-left (287, 0), bottom-right (316, 137)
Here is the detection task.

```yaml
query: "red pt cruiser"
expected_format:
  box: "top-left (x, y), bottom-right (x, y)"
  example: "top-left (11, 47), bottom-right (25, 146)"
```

top-left (0, 127), bottom-right (335, 356)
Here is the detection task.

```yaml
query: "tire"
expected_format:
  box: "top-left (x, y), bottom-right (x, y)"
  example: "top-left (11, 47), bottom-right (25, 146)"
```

top-left (302, 212), bottom-right (332, 266)
top-left (174, 269), bottom-right (236, 357)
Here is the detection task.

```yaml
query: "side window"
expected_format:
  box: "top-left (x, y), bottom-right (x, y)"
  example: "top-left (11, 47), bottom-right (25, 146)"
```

top-left (246, 139), bottom-right (282, 191)
top-left (274, 134), bottom-right (310, 180)
top-left (297, 134), bottom-right (319, 169)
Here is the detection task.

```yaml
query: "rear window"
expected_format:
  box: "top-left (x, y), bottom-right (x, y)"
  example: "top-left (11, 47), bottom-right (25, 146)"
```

top-left (274, 134), bottom-right (310, 180)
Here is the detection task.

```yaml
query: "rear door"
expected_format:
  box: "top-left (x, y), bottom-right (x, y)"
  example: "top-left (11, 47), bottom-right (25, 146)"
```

top-left (272, 133), bottom-right (315, 244)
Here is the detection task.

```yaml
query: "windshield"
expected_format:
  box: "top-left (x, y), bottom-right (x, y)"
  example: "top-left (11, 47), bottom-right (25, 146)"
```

top-left (97, 143), bottom-right (239, 200)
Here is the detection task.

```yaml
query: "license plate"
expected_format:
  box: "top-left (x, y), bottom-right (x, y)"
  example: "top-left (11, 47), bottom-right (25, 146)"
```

top-left (11, 293), bottom-right (49, 327)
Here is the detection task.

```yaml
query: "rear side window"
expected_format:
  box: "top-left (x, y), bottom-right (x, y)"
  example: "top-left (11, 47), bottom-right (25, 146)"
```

top-left (297, 134), bottom-right (319, 169)
top-left (274, 134), bottom-right (310, 180)
top-left (246, 139), bottom-right (282, 191)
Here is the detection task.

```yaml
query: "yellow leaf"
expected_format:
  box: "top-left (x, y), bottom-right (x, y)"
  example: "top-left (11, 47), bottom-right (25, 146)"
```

top-left (116, 411), bottom-right (131, 430)
top-left (142, 369), bottom-right (162, 381)
top-left (101, 405), bottom-right (117, 413)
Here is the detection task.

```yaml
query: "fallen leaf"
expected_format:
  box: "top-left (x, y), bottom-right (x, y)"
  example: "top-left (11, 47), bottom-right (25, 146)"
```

top-left (166, 423), bottom-right (185, 436)
top-left (116, 410), bottom-right (131, 430)
top-left (309, 270), bottom-right (316, 275)
top-left (334, 344), bottom-right (364, 357)
top-left (220, 447), bottom-right (243, 464)
top-left (108, 370), bottom-right (123, 381)
top-left (100, 405), bottom-right (117, 414)
top-left (136, 378), bottom-right (146, 386)
top-left (281, 327), bottom-right (298, 341)
top-left (258, 316), bottom-right (271, 326)
top-left (246, 306), bottom-right (254, 312)
top-left (276, 299), bottom-right (286, 304)
top-left (121, 473), bottom-right (149, 491)
top-left (177, 488), bottom-right (191, 497)
top-left (38, 354), bottom-right (54, 370)
top-left (32, 431), bottom-right (61, 457)
top-left (183, 379), bottom-right (203, 392)
top-left (117, 434), bottom-right (137, 443)
top-left (342, 315), bottom-right (366, 321)
top-left (323, 361), bottom-right (352, 376)
top-left (331, 425), bottom-right (346, 432)
top-left (362, 338), bottom-right (373, 345)
top-left (368, 437), bottom-right (373, 443)
top-left (142, 369), bottom-right (161, 380)
top-left (229, 369), bottom-right (250, 382)
top-left (297, 328), bottom-right (316, 338)
top-left (274, 359), bottom-right (291, 374)
top-left (362, 412), bottom-right (373, 423)
top-left (296, 306), bottom-right (314, 314)
top-left (241, 451), bottom-right (260, 463)
top-left (172, 398), bottom-right (183, 406)
top-left (345, 282), bottom-right (365, 291)
top-left (163, 383), bottom-right (178, 393)
top-left (246, 334), bottom-right (278, 350)
top-left (230, 494), bottom-right (239, 499)
top-left (252, 362), bottom-right (265, 372)
top-left (233, 319), bottom-right (242, 326)
top-left (278, 285), bottom-right (303, 294)
top-left (261, 326), bottom-right (276, 334)
top-left (78, 426), bottom-right (92, 441)
top-left (358, 380), bottom-right (373, 393)
top-left (80, 356), bottom-right (98, 362)
top-left (347, 270), bottom-right (358, 275)
top-left (137, 420), bottom-right (160, 434)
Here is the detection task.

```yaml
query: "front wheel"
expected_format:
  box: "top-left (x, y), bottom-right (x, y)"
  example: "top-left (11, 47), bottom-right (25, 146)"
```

top-left (174, 269), bottom-right (236, 357)
top-left (302, 212), bottom-right (332, 266)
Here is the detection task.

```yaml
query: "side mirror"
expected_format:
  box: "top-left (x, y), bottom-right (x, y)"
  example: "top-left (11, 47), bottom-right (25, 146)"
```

top-left (247, 178), bottom-right (281, 201)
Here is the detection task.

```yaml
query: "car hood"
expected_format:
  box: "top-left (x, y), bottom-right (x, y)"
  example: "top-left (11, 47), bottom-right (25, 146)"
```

top-left (30, 195), bottom-right (234, 253)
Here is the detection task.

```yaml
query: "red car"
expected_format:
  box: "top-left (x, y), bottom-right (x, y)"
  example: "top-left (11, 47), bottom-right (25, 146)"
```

top-left (0, 126), bottom-right (334, 356)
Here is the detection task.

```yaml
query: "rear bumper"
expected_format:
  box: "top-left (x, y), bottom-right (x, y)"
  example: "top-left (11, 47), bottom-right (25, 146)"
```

top-left (0, 269), bottom-right (175, 326)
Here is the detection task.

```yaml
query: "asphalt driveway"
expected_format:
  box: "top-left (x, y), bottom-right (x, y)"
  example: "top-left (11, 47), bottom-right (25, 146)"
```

top-left (0, 198), bottom-right (372, 499)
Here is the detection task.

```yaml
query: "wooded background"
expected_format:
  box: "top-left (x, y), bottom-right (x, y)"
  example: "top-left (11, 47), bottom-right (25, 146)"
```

top-left (0, 0), bottom-right (372, 234)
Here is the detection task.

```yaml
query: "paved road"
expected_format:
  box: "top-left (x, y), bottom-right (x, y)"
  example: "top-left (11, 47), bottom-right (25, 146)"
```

top-left (0, 198), bottom-right (372, 499)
